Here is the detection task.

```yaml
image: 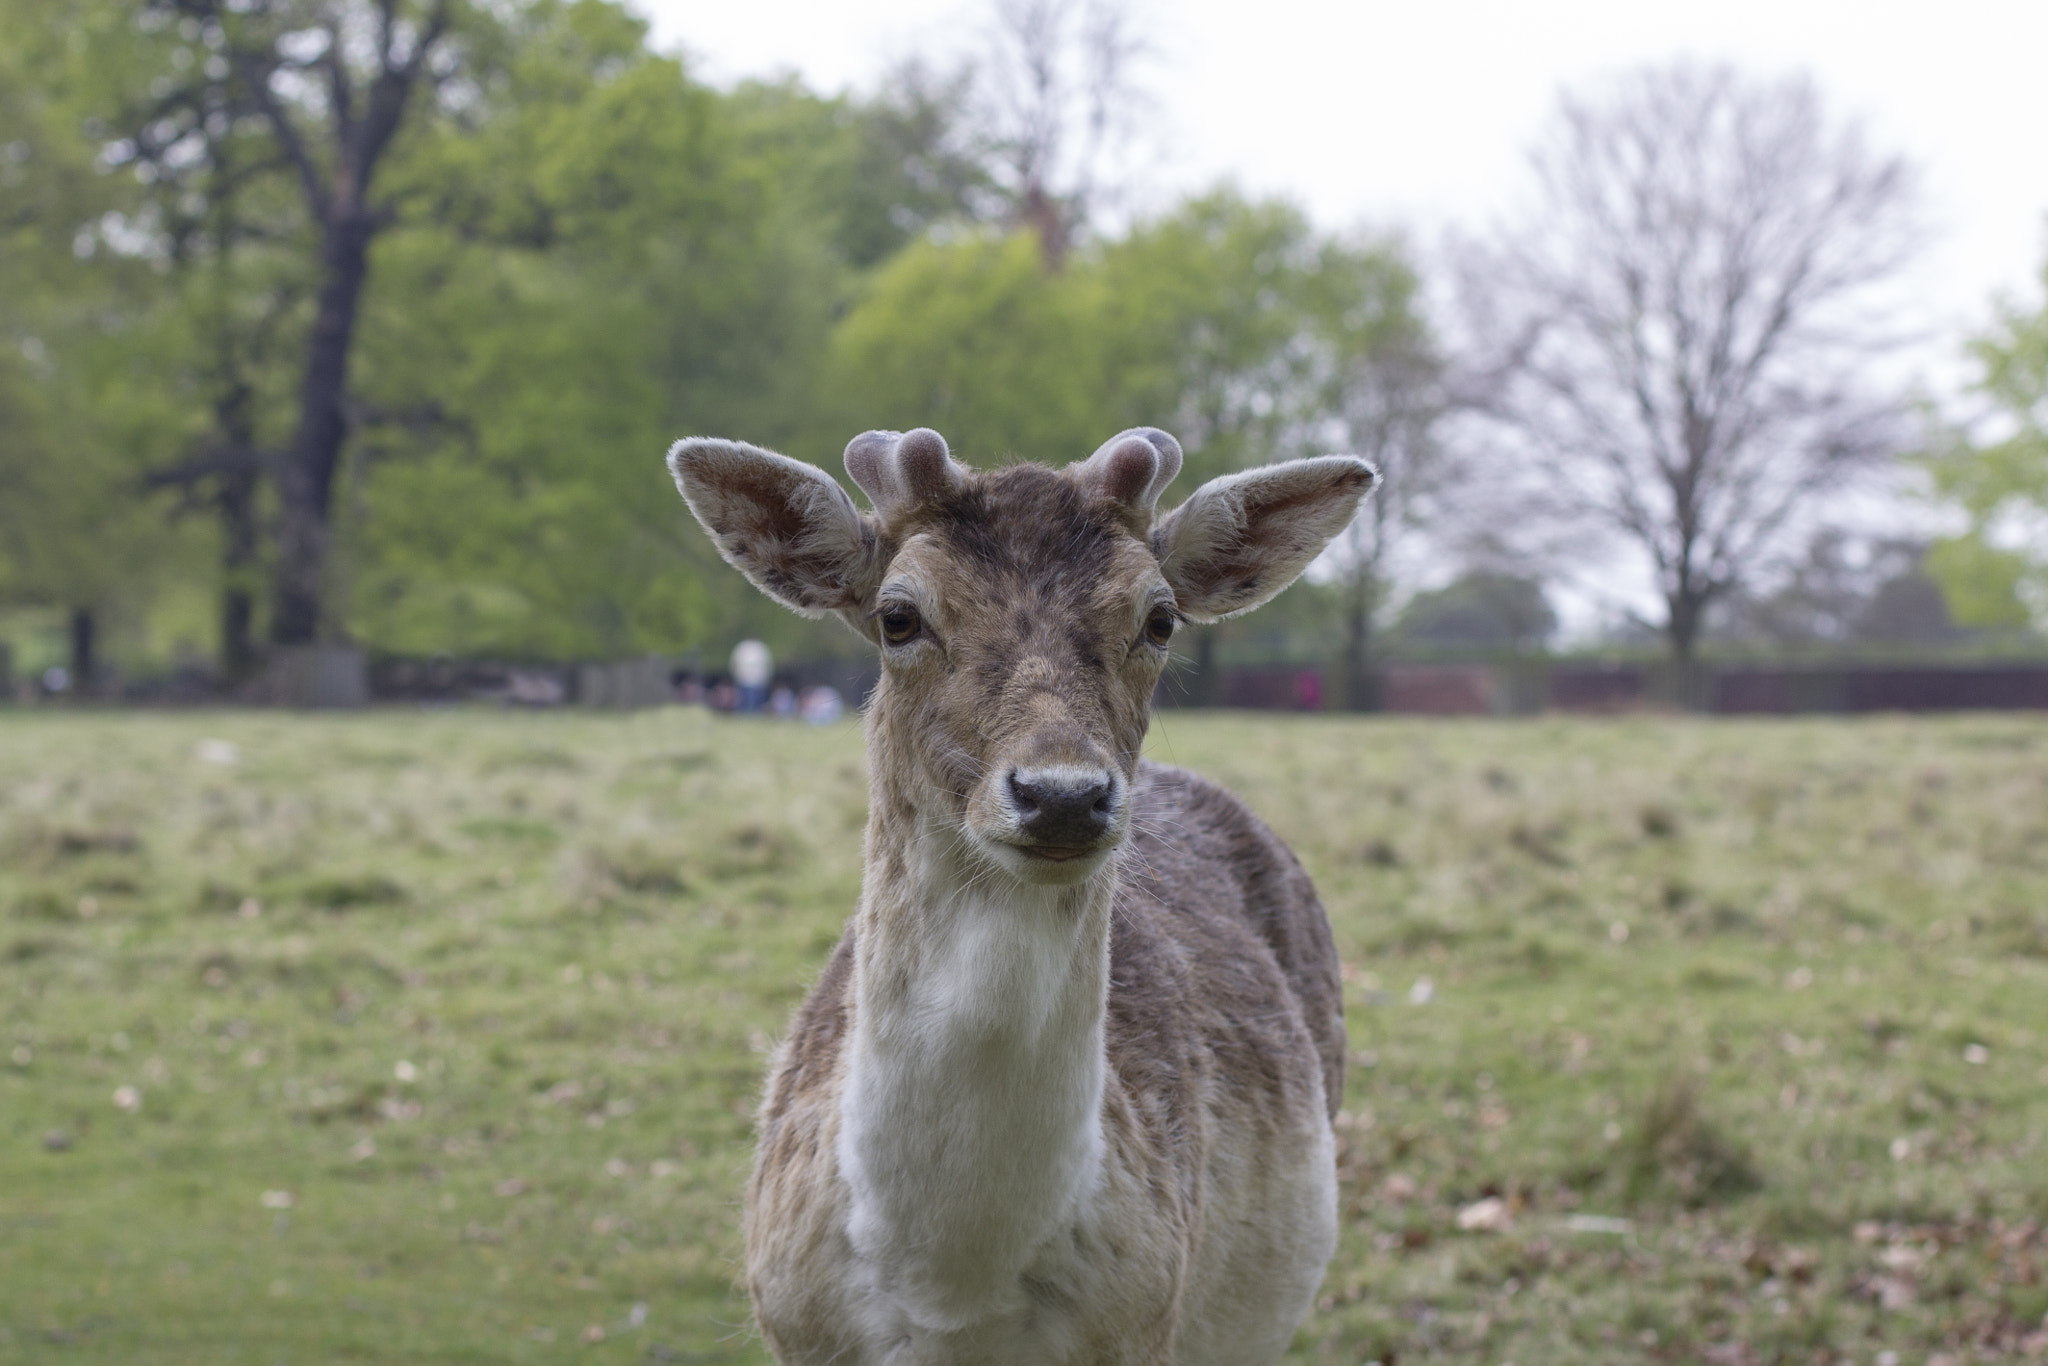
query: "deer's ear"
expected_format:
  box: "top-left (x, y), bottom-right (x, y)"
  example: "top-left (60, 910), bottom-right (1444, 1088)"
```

top-left (1152, 457), bottom-right (1380, 622)
top-left (667, 438), bottom-right (883, 617)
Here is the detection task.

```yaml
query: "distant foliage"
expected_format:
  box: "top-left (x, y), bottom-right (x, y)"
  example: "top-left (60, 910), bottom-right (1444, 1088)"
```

top-left (0, 0), bottom-right (1442, 675)
top-left (13, 15), bottom-right (2034, 679)
top-left (1922, 254), bottom-right (2048, 631)
top-left (1389, 573), bottom-right (1556, 653)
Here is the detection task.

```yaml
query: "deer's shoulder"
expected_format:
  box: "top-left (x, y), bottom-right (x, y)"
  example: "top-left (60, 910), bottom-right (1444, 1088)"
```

top-left (1115, 760), bottom-right (1344, 1120)
top-left (1120, 759), bottom-right (1326, 937)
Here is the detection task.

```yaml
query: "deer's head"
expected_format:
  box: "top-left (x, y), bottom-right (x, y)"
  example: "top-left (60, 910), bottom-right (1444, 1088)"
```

top-left (668, 428), bottom-right (1377, 886)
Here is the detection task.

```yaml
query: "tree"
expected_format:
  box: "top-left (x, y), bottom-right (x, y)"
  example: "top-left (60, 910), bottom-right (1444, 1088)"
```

top-left (1096, 193), bottom-right (1322, 483)
top-left (1922, 253), bottom-right (2048, 631)
top-left (135, 122), bottom-right (310, 680)
top-left (972, 0), bottom-right (1147, 268)
top-left (1712, 531), bottom-right (1961, 647)
top-left (1300, 235), bottom-right (1445, 708)
top-left (725, 66), bottom-right (990, 274)
top-left (1462, 62), bottom-right (1921, 665)
top-left (1097, 193), bottom-right (1442, 707)
top-left (1389, 572), bottom-right (1556, 653)
top-left (0, 0), bottom-right (201, 688)
top-left (342, 1), bottom-right (840, 662)
top-left (56, 0), bottom-right (858, 668)
top-left (1091, 192), bottom-right (1329, 700)
top-left (115, 0), bottom-right (466, 648)
top-left (827, 231), bottom-right (1108, 463)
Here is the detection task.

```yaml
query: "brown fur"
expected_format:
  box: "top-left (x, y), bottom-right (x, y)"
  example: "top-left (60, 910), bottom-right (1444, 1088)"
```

top-left (667, 434), bottom-right (1375, 1363)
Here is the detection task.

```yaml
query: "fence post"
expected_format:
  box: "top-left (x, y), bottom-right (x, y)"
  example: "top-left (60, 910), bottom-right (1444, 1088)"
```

top-left (1644, 660), bottom-right (1714, 712)
top-left (265, 644), bottom-right (368, 708)
top-left (1493, 659), bottom-right (1553, 715)
top-left (576, 658), bottom-right (674, 709)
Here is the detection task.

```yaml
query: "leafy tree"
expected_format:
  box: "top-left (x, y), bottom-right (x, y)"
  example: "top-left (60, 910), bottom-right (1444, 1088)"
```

top-left (1095, 192), bottom-right (1323, 484)
top-left (1923, 255), bottom-right (2048, 631)
top-left (1298, 234), bottom-right (1444, 707)
top-left (1097, 191), bottom-right (1441, 705)
top-left (725, 66), bottom-right (990, 274)
top-left (834, 188), bottom-right (1443, 704)
top-left (135, 130), bottom-right (311, 679)
top-left (18, 0), bottom-right (896, 667)
top-left (827, 230), bottom-right (1108, 464)
top-left (1090, 190), bottom-right (1328, 702)
top-left (284, 0), bottom-right (1020, 664)
top-left (102, 0), bottom-right (469, 649)
top-left (823, 190), bottom-right (1445, 692)
top-left (4, 0), bottom-right (1464, 692)
top-left (0, 0), bottom-right (202, 686)
top-left (343, 1), bottom-right (835, 660)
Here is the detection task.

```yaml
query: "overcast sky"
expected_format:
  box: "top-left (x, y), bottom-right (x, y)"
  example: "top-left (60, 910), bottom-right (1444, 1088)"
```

top-left (635, 0), bottom-right (2048, 396)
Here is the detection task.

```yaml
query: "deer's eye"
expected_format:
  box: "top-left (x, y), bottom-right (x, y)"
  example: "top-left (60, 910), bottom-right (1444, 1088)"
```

top-left (879, 604), bottom-right (922, 646)
top-left (1143, 606), bottom-right (1177, 648)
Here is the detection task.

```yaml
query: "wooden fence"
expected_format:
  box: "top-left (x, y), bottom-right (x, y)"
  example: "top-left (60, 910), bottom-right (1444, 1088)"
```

top-left (1164, 661), bottom-right (2048, 715)
top-left (195, 652), bottom-right (2048, 715)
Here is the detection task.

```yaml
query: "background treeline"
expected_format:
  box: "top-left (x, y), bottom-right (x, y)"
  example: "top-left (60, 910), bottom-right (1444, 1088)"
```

top-left (1, 0), bottom-right (2044, 695)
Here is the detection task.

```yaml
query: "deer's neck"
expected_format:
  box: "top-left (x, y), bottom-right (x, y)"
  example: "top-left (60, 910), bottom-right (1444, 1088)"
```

top-left (836, 791), bottom-right (1114, 1332)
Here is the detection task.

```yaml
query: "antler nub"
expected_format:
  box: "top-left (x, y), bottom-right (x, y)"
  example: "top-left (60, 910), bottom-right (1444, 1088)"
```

top-left (844, 427), bottom-right (966, 515)
top-left (1075, 427), bottom-right (1184, 518)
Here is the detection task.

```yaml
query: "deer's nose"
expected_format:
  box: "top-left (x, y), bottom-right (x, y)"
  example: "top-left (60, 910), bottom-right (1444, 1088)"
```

top-left (1007, 768), bottom-right (1119, 847)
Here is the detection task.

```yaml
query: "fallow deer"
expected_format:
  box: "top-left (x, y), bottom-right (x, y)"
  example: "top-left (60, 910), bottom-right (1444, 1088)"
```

top-left (666, 425), bottom-right (1378, 1364)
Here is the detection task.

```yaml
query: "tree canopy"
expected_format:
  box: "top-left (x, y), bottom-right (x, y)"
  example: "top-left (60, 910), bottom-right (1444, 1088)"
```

top-left (3, 11), bottom-right (2035, 693)
top-left (1922, 254), bottom-right (2048, 632)
top-left (0, 0), bottom-right (1445, 687)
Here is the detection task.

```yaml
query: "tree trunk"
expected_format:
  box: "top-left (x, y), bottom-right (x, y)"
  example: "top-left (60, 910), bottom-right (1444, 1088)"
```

top-left (270, 215), bottom-right (373, 647)
top-left (222, 581), bottom-right (256, 679)
top-left (1020, 184), bottom-right (1067, 271)
top-left (69, 607), bottom-right (95, 694)
top-left (1662, 586), bottom-right (1713, 711)
top-left (1188, 629), bottom-right (1219, 707)
top-left (1666, 588), bottom-right (1705, 665)
top-left (1341, 573), bottom-right (1381, 712)
top-left (211, 384), bottom-right (261, 679)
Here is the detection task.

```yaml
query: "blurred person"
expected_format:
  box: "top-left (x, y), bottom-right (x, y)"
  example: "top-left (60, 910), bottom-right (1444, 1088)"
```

top-left (730, 639), bottom-right (772, 713)
top-left (799, 685), bottom-right (845, 725)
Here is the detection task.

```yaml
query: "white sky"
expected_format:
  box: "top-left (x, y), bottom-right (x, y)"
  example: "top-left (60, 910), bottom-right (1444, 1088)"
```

top-left (636, 0), bottom-right (2048, 396)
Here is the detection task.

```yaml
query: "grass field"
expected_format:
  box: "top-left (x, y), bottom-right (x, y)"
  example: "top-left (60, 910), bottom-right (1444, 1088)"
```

top-left (3, 707), bottom-right (2046, 1365)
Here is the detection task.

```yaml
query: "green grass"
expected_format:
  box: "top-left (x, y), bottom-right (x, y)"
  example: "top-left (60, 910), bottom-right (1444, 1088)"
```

top-left (3, 708), bottom-right (2046, 1364)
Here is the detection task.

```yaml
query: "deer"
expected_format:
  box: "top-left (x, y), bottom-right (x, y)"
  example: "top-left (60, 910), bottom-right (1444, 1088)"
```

top-left (665, 424), bottom-right (1378, 1365)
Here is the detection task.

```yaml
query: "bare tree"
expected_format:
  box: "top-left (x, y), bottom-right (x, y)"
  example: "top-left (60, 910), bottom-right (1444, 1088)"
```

top-left (1462, 63), bottom-right (1921, 664)
top-left (974, 0), bottom-right (1147, 268)
top-left (1714, 530), bottom-right (1960, 647)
